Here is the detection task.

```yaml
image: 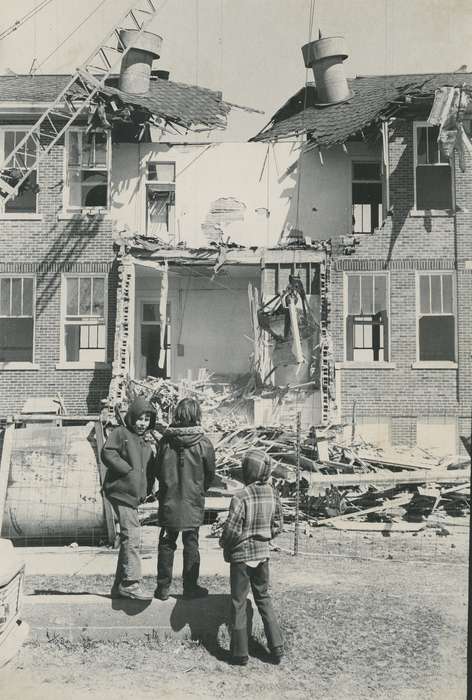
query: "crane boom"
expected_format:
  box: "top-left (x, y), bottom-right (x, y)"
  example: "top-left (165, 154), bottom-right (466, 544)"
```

top-left (0, 0), bottom-right (158, 203)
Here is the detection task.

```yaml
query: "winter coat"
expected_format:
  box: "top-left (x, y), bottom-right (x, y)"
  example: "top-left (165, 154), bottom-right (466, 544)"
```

top-left (101, 396), bottom-right (157, 508)
top-left (149, 425), bottom-right (215, 529)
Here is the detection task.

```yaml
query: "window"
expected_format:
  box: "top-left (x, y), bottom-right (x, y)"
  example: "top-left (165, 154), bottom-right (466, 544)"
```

top-left (418, 273), bottom-right (455, 362)
top-left (352, 162), bottom-right (382, 233)
top-left (0, 129), bottom-right (38, 214)
top-left (139, 301), bottom-right (171, 378)
top-left (146, 162), bottom-right (175, 238)
top-left (62, 275), bottom-right (107, 363)
top-left (346, 274), bottom-right (388, 361)
top-left (414, 123), bottom-right (452, 210)
top-left (66, 130), bottom-right (110, 209)
top-left (0, 276), bottom-right (34, 362)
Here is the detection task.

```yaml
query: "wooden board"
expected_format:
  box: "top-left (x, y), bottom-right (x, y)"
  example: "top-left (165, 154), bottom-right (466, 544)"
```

top-left (330, 520), bottom-right (426, 533)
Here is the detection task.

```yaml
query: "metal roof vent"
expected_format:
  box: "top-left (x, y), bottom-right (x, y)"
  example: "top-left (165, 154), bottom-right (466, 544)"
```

top-left (118, 29), bottom-right (163, 94)
top-left (302, 35), bottom-right (353, 106)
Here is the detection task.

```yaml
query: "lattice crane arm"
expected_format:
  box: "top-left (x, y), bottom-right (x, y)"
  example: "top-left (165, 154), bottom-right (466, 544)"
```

top-left (0, 0), bottom-right (158, 203)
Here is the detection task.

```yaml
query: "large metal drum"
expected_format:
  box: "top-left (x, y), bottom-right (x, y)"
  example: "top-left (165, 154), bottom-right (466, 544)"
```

top-left (1, 424), bottom-right (107, 545)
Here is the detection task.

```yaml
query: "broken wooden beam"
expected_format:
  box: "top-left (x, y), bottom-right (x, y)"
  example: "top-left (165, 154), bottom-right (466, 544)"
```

top-left (307, 467), bottom-right (470, 495)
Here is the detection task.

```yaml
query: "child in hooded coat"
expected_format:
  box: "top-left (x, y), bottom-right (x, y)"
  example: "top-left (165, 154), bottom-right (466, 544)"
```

top-left (102, 396), bottom-right (157, 600)
top-left (147, 398), bottom-right (215, 600)
top-left (219, 449), bottom-right (284, 665)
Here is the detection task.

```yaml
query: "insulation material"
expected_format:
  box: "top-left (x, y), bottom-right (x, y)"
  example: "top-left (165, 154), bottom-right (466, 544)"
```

top-left (427, 86), bottom-right (472, 170)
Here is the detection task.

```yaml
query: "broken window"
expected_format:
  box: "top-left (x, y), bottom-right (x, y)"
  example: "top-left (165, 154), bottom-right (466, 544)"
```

top-left (1, 129), bottom-right (38, 214)
top-left (418, 273), bottom-right (455, 362)
top-left (0, 276), bottom-right (34, 362)
top-left (346, 273), bottom-right (388, 361)
top-left (66, 130), bottom-right (110, 209)
top-left (352, 162), bottom-right (382, 233)
top-left (63, 275), bottom-right (107, 363)
top-left (414, 124), bottom-right (452, 210)
top-left (146, 162), bottom-right (175, 238)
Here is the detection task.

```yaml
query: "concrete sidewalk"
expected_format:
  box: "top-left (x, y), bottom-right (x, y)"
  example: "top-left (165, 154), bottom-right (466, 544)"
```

top-left (21, 525), bottom-right (230, 578)
top-left (18, 525), bottom-right (268, 642)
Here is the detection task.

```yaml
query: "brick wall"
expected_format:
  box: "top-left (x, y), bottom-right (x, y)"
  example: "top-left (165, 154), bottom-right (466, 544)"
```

top-left (0, 142), bottom-right (118, 416)
top-left (331, 118), bottom-right (472, 451)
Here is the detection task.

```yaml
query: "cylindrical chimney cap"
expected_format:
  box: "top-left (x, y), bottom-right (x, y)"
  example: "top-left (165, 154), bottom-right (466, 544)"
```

top-left (301, 35), bottom-right (352, 106)
top-left (302, 36), bottom-right (348, 68)
top-left (119, 29), bottom-right (162, 58)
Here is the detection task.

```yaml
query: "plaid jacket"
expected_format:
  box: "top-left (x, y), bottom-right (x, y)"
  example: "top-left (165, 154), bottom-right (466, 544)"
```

top-left (219, 482), bottom-right (284, 563)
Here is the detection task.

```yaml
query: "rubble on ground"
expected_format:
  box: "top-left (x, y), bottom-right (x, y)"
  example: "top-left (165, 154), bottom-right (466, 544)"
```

top-left (120, 374), bottom-right (470, 536)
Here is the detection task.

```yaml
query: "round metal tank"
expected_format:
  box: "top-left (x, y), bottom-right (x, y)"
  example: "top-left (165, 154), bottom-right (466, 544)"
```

top-left (119, 29), bottom-right (163, 95)
top-left (302, 36), bottom-right (353, 105)
top-left (1, 424), bottom-right (107, 545)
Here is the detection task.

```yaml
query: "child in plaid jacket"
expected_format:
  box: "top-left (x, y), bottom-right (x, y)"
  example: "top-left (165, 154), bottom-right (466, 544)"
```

top-left (219, 449), bottom-right (284, 665)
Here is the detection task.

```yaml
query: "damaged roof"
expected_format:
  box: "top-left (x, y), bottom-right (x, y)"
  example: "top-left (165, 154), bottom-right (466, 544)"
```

top-left (0, 73), bottom-right (232, 130)
top-left (251, 72), bottom-right (472, 145)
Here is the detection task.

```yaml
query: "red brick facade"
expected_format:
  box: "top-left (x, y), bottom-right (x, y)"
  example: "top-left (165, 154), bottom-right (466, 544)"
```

top-left (331, 117), bottom-right (472, 451)
top-left (0, 141), bottom-right (118, 416)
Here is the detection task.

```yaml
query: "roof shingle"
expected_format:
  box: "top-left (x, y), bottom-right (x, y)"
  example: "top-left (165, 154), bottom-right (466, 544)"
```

top-left (0, 73), bottom-right (231, 130)
top-left (251, 73), bottom-right (472, 144)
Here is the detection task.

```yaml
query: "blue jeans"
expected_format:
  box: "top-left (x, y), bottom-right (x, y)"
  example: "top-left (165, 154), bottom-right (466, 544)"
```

top-left (230, 560), bottom-right (283, 657)
top-left (110, 500), bottom-right (142, 586)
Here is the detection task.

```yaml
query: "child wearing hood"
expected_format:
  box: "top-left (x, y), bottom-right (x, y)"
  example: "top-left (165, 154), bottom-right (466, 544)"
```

top-left (148, 397), bottom-right (215, 601)
top-left (101, 396), bottom-right (156, 600)
top-left (219, 449), bottom-right (284, 666)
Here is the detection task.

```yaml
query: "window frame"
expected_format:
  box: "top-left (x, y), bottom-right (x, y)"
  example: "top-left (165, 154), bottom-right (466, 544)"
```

top-left (351, 160), bottom-right (383, 234)
top-left (413, 121), bottom-right (452, 212)
top-left (344, 271), bottom-right (390, 364)
top-left (144, 160), bottom-right (176, 239)
top-left (137, 298), bottom-right (172, 379)
top-left (415, 271), bottom-right (456, 365)
top-left (0, 126), bottom-right (39, 217)
top-left (0, 273), bottom-right (36, 367)
top-left (63, 128), bottom-right (111, 212)
top-left (59, 272), bottom-right (108, 367)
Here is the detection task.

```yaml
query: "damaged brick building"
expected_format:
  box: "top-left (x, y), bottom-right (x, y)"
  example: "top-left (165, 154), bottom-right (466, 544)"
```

top-left (0, 27), bottom-right (471, 456)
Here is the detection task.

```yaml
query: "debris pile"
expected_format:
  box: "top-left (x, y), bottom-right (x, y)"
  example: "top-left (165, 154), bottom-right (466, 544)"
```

top-left (209, 426), bottom-right (470, 535)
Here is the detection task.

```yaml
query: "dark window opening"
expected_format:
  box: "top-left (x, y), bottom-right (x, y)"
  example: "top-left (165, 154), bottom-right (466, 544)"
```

top-left (352, 162), bottom-right (382, 233)
top-left (415, 125), bottom-right (452, 210)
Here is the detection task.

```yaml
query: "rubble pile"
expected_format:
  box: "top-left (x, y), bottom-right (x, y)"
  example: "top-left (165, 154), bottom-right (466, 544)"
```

top-left (210, 426), bottom-right (470, 534)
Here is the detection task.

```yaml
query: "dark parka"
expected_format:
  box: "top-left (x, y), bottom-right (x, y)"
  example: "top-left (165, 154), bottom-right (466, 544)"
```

top-left (101, 397), bottom-right (156, 508)
top-left (149, 425), bottom-right (215, 529)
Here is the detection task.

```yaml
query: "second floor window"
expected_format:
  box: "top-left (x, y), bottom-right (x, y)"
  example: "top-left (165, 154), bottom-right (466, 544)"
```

top-left (66, 131), bottom-right (110, 209)
top-left (63, 275), bottom-right (107, 363)
top-left (352, 162), bottom-right (382, 233)
top-left (0, 276), bottom-right (35, 362)
top-left (146, 162), bottom-right (175, 238)
top-left (414, 124), bottom-right (452, 210)
top-left (1, 129), bottom-right (38, 214)
top-left (346, 273), bottom-right (388, 362)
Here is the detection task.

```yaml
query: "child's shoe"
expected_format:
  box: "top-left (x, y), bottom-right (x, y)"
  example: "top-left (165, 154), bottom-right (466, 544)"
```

top-left (183, 584), bottom-right (208, 599)
top-left (117, 582), bottom-right (150, 600)
top-left (154, 586), bottom-right (170, 601)
top-left (230, 655), bottom-right (249, 666)
top-left (270, 646), bottom-right (284, 664)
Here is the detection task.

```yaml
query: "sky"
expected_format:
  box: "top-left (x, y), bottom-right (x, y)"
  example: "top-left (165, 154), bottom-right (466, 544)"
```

top-left (0, 0), bottom-right (471, 125)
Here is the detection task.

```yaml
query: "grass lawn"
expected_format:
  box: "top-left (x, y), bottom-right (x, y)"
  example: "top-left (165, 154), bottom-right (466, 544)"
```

top-left (1, 529), bottom-right (468, 700)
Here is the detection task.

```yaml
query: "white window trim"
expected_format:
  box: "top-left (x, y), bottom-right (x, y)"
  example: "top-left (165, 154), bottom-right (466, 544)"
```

top-left (143, 160), bottom-right (176, 238)
top-left (343, 271), bottom-right (391, 364)
top-left (63, 128), bottom-right (111, 213)
top-left (412, 121), bottom-right (452, 214)
top-left (0, 273), bottom-right (36, 367)
top-left (0, 126), bottom-right (40, 219)
top-left (415, 270), bottom-right (457, 365)
top-left (59, 272), bottom-right (108, 368)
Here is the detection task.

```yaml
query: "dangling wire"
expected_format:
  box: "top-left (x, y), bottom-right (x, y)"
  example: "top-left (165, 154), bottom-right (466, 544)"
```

top-left (0, 0), bottom-right (54, 41)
